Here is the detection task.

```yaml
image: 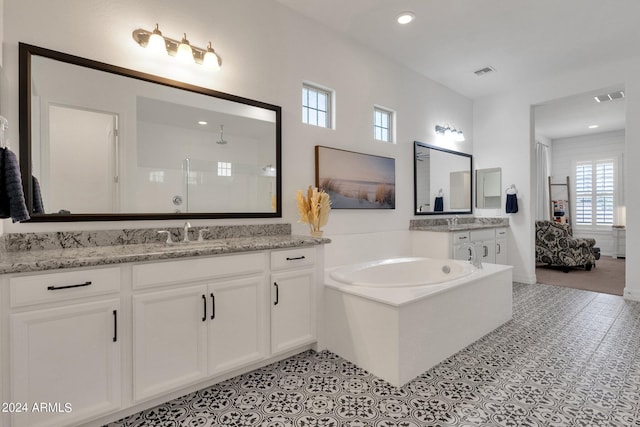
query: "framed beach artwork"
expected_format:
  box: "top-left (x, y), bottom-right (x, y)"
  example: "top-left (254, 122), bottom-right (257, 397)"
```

top-left (315, 146), bottom-right (395, 209)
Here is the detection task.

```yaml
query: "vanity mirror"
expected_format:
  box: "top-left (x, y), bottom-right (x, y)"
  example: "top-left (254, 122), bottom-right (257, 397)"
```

top-left (476, 168), bottom-right (502, 209)
top-left (414, 141), bottom-right (472, 215)
top-left (19, 43), bottom-right (281, 221)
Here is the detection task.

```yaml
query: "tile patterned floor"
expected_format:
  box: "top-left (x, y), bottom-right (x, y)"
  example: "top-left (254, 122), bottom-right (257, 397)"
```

top-left (108, 283), bottom-right (640, 426)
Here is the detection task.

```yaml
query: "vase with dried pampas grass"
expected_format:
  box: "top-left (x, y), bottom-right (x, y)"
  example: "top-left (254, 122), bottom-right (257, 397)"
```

top-left (296, 185), bottom-right (331, 237)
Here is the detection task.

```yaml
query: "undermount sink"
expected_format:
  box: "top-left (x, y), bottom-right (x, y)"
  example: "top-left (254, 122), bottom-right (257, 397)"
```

top-left (153, 241), bottom-right (228, 250)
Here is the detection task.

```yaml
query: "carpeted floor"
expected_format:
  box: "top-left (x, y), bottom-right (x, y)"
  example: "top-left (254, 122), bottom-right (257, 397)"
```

top-left (536, 256), bottom-right (625, 295)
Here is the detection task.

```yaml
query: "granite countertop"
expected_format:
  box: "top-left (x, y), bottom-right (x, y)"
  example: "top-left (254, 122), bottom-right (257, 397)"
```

top-left (411, 223), bottom-right (508, 232)
top-left (0, 232), bottom-right (330, 275)
top-left (409, 217), bottom-right (509, 233)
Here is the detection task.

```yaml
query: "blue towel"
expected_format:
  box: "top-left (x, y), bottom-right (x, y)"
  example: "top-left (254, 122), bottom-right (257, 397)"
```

top-left (506, 193), bottom-right (518, 214)
top-left (0, 147), bottom-right (30, 222)
top-left (32, 176), bottom-right (45, 214)
top-left (434, 196), bottom-right (444, 212)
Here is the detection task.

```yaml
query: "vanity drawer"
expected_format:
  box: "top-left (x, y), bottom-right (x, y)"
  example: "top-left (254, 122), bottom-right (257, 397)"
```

top-left (271, 247), bottom-right (316, 270)
top-left (495, 228), bottom-right (508, 238)
top-left (451, 232), bottom-right (470, 244)
top-left (470, 228), bottom-right (496, 241)
top-left (10, 267), bottom-right (121, 308)
top-left (133, 252), bottom-right (265, 289)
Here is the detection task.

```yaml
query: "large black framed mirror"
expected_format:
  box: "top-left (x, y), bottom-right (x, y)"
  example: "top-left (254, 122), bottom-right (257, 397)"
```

top-left (414, 141), bottom-right (473, 215)
top-left (19, 43), bottom-right (281, 221)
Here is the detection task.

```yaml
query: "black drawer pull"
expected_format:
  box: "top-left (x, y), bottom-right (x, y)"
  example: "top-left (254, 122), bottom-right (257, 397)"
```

top-left (47, 281), bottom-right (92, 291)
top-left (113, 310), bottom-right (118, 342)
top-left (202, 294), bottom-right (207, 322)
top-left (274, 282), bottom-right (279, 305)
top-left (286, 256), bottom-right (306, 261)
top-left (210, 293), bottom-right (215, 320)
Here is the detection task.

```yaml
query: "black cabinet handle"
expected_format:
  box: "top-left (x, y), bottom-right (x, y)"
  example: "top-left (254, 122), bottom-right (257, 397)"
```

top-left (202, 294), bottom-right (207, 322)
top-left (484, 246), bottom-right (489, 257)
top-left (47, 281), bottom-right (92, 291)
top-left (286, 256), bottom-right (306, 261)
top-left (210, 293), bottom-right (215, 320)
top-left (113, 310), bottom-right (117, 342)
top-left (497, 243), bottom-right (501, 254)
top-left (274, 282), bottom-right (279, 306)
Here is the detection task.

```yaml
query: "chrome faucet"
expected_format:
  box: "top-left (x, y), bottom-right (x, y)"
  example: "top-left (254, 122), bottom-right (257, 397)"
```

top-left (182, 221), bottom-right (192, 242)
top-left (465, 242), bottom-right (483, 269)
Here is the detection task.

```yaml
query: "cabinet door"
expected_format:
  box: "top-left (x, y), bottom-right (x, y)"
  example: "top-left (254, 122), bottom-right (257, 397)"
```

top-left (208, 276), bottom-right (267, 375)
top-left (11, 299), bottom-right (121, 427)
top-left (133, 285), bottom-right (208, 402)
top-left (271, 269), bottom-right (315, 354)
top-left (453, 244), bottom-right (472, 261)
top-left (480, 240), bottom-right (496, 264)
top-left (495, 238), bottom-right (508, 264)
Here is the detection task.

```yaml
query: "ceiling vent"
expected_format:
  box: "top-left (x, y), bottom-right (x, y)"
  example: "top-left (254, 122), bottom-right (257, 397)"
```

top-left (474, 66), bottom-right (496, 76)
top-left (594, 91), bottom-right (625, 103)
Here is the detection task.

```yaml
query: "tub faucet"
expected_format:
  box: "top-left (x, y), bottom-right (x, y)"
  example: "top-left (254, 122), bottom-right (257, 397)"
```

top-left (182, 221), bottom-right (192, 242)
top-left (465, 243), bottom-right (483, 269)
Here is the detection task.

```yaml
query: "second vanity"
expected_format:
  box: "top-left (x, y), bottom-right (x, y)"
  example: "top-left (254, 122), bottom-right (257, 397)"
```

top-left (0, 224), bottom-right (328, 427)
top-left (410, 217), bottom-right (510, 265)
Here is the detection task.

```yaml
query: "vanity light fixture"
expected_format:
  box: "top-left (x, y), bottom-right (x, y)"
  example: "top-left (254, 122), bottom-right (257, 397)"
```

top-left (132, 24), bottom-right (222, 70)
top-left (588, 124), bottom-right (599, 129)
top-left (435, 124), bottom-right (465, 142)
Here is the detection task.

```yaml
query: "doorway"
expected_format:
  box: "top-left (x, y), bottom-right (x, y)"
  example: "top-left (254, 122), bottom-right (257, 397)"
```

top-left (533, 87), bottom-right (626, 294)
top-left (46, 105), bottom-right (119, 213)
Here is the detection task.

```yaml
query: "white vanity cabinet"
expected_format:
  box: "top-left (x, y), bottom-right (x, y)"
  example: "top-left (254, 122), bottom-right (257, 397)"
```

top-left (7, 267), bottom-right (122, 427)
top-left (1, 241), bottom-right (324, 427)
top-left (495, 228), bottom-right (508, 264)
top-left (270, 248), bottom-right (317, 355)
top-left (412, 227), bottom-right (509, 265)
top-left (132, 252), bottom-right (267, 402)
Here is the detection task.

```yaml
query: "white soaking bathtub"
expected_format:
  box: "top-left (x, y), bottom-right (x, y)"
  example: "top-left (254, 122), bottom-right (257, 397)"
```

top-left (324, 257), bottom-right (513, 387)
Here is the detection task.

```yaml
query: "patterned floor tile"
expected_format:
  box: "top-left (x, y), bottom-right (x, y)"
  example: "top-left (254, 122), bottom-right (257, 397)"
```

top-left (108, 283), bottom-right (640, 426)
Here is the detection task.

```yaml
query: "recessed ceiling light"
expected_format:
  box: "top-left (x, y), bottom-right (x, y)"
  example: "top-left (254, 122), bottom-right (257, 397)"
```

top-left (396, 12), bottom-right (415, 25)
top-left (588, 125), bottom-right (599, 129)
top-left (198, 120), bottom-right (208, 125)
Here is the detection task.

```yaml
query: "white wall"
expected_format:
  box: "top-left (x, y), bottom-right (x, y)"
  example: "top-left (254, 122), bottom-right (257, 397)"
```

top-left (549, 130), bottom-right (625, 255)
top-left (474, 95), bottom-right (533, 283)
top-left (0, 0), bottom-right (473, 249)
top-left (474, 56), bottom-right (640, 299)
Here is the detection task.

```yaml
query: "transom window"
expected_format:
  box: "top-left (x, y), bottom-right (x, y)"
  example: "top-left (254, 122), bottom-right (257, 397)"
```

top-left (575, 159), bottom-right (614, 226)
top-left (302, 83), bottom-right (331, 128)
top-left (374, 107), bottom-right (393, 143)
top-left (217, 161), bottom-right (232, 177)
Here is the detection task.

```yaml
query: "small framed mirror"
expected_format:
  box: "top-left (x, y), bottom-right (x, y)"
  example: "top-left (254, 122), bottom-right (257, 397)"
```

top-left (476, 168), bottom-right (502, 209)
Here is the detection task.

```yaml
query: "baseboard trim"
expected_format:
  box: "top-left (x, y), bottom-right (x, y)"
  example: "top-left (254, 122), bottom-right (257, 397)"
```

top-left (513, 273), bottom-right (536, 285)
top-left (624, 288), bottom-right (640, 301)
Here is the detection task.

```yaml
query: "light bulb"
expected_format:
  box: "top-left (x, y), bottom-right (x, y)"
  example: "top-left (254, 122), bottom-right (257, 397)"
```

top-left (175, 33), bottom-right (194, 64)
top-left (147, 24), bottom-right (166, 54)
top-left (203, 42), bottom-right (221, 70)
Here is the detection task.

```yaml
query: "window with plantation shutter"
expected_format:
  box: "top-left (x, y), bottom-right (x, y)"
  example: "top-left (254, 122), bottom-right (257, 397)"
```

top-left (574, 159), bottom-right (614, 226)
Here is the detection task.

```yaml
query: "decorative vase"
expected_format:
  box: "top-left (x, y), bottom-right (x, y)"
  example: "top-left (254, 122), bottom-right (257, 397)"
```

top-left (311, 230), bottom-right (323, 238)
